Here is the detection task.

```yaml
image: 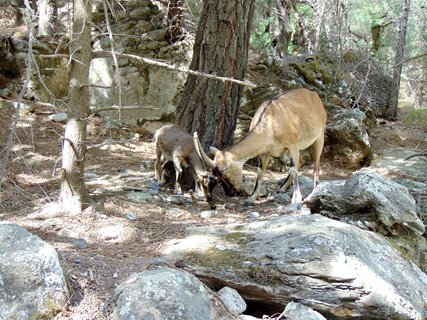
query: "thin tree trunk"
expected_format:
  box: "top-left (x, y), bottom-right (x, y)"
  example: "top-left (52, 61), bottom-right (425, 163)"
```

top-left (313, 0), bottom-right (326, 52)
top-left (386, 0), bottom-right (411, 120)
top-left (414, 6), bottom-right (426, 108)
top-left (290, 1), bottom-right (311, 52)
top-left (176, 0), bottom-right (255, 149)
top-left (37, 0), bottom-right (57, 36)
top-left (275, 0), bottom-right (292, 58)
top-left (59, 0), bottom-right (91, 214)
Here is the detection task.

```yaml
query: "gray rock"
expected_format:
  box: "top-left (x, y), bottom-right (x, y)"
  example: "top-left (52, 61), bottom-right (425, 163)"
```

top-left (395, 178), bottom-right (426, 192)
top-left (111, 267), bottom-right (235, 320)
top-left (284, 302), bottom-right (327, 320)
top-left (0, 223), bottom-right (69, 319)
top-left (248, 211), bottom-right (260, 221)
top-left (305, 171), bottom-right (425, 238)
top-left (125, 212), bottom-right (138, 221)
top-left (147, 179), bottom-right (161, 190)
top-left (74, 238), bottom-right (88, 249)
top-left (278, 175), bottom-right (315, 200)
top-left (99, 225), bottom-right (124, 241)
top-left (277, 203), bottom-right (311, 214)
top-left (162, 214), bottom-right (427, 319)
top-left (41, 217), bottom-right (64, 228)
top-left (274, 192), bottom-right (292, 203)
top-left (326, 107), bottom-right (372, 169)
top-left (364, 147), bottom-right (427, 182)
top-left (216, 287), bottom-right (247, 315)
top-left (166, 194), bottom-right (192, 205)
top-left (56, 228), bottom-right (78, 238)
top-left (126, 191), bottom-right (154, 202)
top-left (201, 210), bottom-right (216, 219)
top-left (13, 101), bottom-right (34, 113)
top-left (48, 112), bottom-right (68, 123)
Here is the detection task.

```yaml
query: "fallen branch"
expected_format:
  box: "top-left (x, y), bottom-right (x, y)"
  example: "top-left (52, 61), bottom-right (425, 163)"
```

top-left (87, 139), bottom-right (134, 150)
top-left (404, 152), bottom-right (427, 161)
top-left (91, 105), bottom-right (159, 113)
top-left (92, 50), bottom-right (257, 88)
top-left (40, 50), bottom-right (258, 88)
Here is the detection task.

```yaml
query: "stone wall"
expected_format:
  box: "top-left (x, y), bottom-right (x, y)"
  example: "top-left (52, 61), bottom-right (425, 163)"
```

top-left (0, 0), bottom-right (193, 125)
top-left (89, 0), bottom-right (194, 124)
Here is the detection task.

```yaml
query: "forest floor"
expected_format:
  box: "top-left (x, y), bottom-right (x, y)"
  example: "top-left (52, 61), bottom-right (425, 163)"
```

top-left (1, 97), bottom-right (427, 319)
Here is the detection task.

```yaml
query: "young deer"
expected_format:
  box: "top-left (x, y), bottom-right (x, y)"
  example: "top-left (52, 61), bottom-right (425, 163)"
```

top-left (154, 124), bottom-right (217, 209)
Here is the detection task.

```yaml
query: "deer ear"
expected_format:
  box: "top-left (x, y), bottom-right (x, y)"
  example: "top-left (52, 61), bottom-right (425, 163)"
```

top-left (210, 146), bottom-right (220, 156)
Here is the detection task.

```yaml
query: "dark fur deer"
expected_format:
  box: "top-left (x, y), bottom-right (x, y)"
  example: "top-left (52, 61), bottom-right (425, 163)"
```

top-left (154, 124), bottom-right (217, 209)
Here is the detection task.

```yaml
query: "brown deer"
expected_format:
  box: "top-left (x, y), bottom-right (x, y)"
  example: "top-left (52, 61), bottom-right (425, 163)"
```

top-left (194, 88), bottom-right (327, 206)
top-left (154, 124), bottom-right (217, 209)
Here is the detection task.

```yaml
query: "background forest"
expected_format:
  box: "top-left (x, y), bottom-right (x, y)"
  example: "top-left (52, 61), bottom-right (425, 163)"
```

top-left (0, 0), bottom-right (427, 319)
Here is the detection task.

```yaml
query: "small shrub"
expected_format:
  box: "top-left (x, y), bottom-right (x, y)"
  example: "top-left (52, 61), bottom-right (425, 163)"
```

top-left (402, 108), bottom-right (427, 128)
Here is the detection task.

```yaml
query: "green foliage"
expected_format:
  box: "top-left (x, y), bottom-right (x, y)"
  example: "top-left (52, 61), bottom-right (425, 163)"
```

top-left (250, 16), bottom-right (275, 54)
top-left (402, 108), bottom-right (427, 128)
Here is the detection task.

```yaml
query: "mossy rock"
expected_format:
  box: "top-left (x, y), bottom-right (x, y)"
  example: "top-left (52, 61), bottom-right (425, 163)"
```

top-left (289, 62), bottom-right (316, 85)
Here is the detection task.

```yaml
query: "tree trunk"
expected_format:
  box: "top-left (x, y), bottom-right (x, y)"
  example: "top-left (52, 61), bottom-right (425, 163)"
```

top-left (414, 6), bottom-right (426, 108)
top-left (313, 0), bottom-right (327, 52)
top-left (290, 1), bottom-right (311, 52)
top-left (386, 0), bottom-right (411, 120)
top-left (59, 0), bottom-right (91, 214)
top-left (175, 0), bottom-right (255, 150)
top-left (275, 0), bottom-right (292, 58)
top-left (371, 24), bottom-right (381, 52)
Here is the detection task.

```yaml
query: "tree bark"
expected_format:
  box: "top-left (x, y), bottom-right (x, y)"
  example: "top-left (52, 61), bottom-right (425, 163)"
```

top-left (175, 0), bottom-right (255, 150)
top-left (59, 0), bottom-right (91, 214)
top-left (386, 0), bottom-right (411, 120)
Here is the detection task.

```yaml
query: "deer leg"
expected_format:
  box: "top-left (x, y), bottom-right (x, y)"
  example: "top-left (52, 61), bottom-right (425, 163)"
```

top-left (172, 157), bottom-right (183, 194)
top-left (154, 146), bottom-right (164, 185)
top-left (312, 130), bottom-right (325, 188)
top-left (286, 147), bottom-right (302, 204)
top-left (278, 158), bottom-right (295, 193)
top-left (245, 154), bottom-right (270, 206)
top-left (193, 172), bottom-right (204, 197)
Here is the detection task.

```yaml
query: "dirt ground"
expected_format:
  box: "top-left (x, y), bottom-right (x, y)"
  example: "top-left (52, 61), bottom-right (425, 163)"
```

top-left (1, 98), bottom-right (427, 319)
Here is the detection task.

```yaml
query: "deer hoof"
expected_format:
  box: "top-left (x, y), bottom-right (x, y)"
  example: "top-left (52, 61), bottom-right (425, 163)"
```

top-left (243, 199), bottom-right (255, 207)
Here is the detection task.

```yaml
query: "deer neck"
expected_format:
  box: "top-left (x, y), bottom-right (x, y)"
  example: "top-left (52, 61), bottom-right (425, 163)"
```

top-left (227, 130), bottom-right (270, 163)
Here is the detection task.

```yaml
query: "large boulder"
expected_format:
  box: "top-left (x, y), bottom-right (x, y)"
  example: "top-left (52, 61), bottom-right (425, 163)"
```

top-left (343, 53), bottom-right (393, 118)
top-left (325, 107), bottom-right (372, 168)
top-left (0, 223), bottom-right (69, 320)
top-left (305, 171), bottom-right (425, 238)
top-left (162, 214), bottom-right (427, 319)
top-left (110, 267), bottom-right (236, 320)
